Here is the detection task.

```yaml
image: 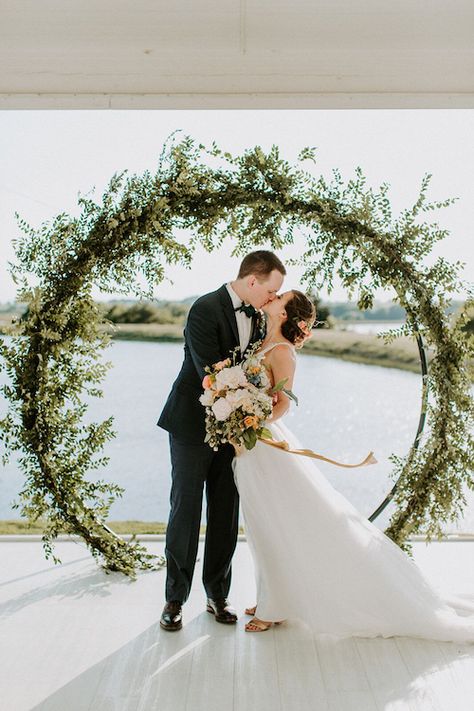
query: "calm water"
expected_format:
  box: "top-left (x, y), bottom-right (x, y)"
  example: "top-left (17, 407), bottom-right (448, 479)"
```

top-left (0, 338), bottom-right (472, 532)
top-left (342, 320), bottom-right (405, 334)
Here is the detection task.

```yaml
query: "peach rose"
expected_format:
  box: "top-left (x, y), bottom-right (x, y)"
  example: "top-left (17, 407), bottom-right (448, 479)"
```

top-left (243, 415), bottom-right (259, 430)
top-left (297, 319), bottom-right (313, 342)
top-left (202, 374), bottom-right (213, 389)
top-left (214, 358), bottom-right (231, 371)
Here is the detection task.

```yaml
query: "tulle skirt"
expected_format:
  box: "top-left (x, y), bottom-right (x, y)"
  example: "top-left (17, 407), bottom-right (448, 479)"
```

top-left (233, 419), bottom-right (474, 642)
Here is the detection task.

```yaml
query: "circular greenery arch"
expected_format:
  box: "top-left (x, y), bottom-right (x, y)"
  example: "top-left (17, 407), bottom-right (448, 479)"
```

top-left (0, 137), bottom-right (472, 578)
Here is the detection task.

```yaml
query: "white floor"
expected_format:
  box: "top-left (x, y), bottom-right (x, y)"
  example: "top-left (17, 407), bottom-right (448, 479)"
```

top-left (0, 538), bottom-right (473, 711)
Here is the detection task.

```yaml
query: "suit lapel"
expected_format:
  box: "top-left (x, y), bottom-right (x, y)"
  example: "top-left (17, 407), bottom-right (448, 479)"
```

top-left (217, 284), bottom-right (239, 347)
top-left (249, 314), bottom-right (259, 347)
top-left (217, 285), bottom-right (266, 359)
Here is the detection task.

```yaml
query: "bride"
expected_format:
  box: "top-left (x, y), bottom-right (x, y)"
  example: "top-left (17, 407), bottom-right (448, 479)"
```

top-left (233, 289), bottom-right (474, 641)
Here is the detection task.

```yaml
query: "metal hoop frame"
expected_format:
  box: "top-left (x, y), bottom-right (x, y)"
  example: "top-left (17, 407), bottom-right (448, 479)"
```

top-left (368, 326), bottom-right (429, 522)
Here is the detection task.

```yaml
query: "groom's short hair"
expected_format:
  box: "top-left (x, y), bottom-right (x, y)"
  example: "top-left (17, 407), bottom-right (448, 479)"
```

top-left (237, 250), bottom-right (286, 280)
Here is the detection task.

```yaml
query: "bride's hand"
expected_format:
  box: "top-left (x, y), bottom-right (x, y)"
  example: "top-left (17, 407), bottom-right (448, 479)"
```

top-left (266, 392), bottom-right (279, 424)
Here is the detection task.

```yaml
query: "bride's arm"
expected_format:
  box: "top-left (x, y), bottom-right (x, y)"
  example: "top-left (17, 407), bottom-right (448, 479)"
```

top-left (265, 346), bottom-right (296, 423)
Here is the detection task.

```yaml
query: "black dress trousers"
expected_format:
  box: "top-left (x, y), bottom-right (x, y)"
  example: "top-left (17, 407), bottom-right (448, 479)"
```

top-left (165, 434), bottom-right (239, 603)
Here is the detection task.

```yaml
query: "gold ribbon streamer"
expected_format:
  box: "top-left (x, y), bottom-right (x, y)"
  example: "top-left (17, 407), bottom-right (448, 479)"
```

top-left (258, 438), bottom-right (377, 468)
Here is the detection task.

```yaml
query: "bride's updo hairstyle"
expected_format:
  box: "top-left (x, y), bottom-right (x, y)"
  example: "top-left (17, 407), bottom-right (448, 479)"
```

top-left (281, 291), bottom-right (316, 349)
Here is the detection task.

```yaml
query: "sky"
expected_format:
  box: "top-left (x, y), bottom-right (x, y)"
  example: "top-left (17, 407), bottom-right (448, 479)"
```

top-left (0, 109), bottom-right (473, 305)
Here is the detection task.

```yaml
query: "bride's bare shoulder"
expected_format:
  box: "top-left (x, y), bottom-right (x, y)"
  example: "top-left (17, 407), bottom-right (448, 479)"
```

top-left (265, 342), bottom-right (296, 362)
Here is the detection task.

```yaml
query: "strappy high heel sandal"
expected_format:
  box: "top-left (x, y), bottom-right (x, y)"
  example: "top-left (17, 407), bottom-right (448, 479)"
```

top-left (245, 605), bottom-right (285, 626)
top-left (245, 617), bottom-right (274, 632)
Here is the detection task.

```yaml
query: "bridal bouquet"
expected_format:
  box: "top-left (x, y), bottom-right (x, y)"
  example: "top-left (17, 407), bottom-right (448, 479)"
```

top-left (200, 344), bottom-right (289, 451)
top-left (200, 345), bottom-right (376, 468)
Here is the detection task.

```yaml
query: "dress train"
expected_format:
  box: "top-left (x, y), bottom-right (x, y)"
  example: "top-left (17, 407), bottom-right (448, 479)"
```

top-left (233, 418), bottom-right (474, 643)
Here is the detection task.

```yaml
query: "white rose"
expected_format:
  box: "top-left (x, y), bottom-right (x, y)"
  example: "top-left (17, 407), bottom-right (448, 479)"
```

top-left (199, 390), bottom-right (215, 407)
top-left (225, 388), bottom-right (247, 406)
top-left (240, 399), bottom-right (253, 412)
top-left (212, 397), bottom-right (233, 421)
top-left (215, 365), bottom-right (247, 390)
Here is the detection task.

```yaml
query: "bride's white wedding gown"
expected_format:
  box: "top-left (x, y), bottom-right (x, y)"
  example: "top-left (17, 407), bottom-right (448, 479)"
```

top-left (233, 342), bottom-right (474, 642)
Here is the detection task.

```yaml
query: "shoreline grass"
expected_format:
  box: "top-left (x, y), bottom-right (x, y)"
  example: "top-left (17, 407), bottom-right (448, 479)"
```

top-left (0, 520), bottom-right (169, 535)
top-left (2, 317), bottom-right (471, 377)
top-left (0, 520), bottom-right (471, 538)
top-left (301, 328), bottom-right (428, 374)
top-left (105, 322), bottom-right (426, 373)
top-left (0, 519), bottom-right (246, 535)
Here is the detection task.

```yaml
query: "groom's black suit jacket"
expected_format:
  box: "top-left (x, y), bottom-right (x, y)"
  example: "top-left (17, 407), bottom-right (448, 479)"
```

top-left (157, 284), bottom-right (264, 444)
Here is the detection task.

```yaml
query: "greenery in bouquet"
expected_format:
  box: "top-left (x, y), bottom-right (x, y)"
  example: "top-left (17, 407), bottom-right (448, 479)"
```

top-left (200, 343), bottom-right (295, 451)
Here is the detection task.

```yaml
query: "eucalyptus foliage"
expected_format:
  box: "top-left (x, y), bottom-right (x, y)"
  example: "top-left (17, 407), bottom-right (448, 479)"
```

top-left (0, 136), bottom-right (472, 576)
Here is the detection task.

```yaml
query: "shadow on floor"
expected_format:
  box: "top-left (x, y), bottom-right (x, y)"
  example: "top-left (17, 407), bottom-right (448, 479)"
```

top-left (27, 610), bottom-right (474, 711)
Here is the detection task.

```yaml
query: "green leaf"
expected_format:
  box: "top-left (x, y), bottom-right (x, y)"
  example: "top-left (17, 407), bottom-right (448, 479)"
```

top-left (242, 428), bottom-right (257, 450)
top-left (269, 377), bottom-right (288, 393)
top-left (283, 388), bottom-right (299, 406)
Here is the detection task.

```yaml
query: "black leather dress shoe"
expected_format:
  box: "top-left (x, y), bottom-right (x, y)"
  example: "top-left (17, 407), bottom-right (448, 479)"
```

top-left (206, 598), bottom-right (238, 624)
top-left (160, 601), bottom-right (183, 631)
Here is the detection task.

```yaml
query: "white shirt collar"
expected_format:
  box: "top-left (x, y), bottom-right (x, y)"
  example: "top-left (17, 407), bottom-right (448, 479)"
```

top-left (226, 282), bottom-right (243, 309)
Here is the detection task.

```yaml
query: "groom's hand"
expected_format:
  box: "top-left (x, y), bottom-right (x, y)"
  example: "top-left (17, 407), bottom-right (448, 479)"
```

top-left (231, 440), bottom-right (243, 456)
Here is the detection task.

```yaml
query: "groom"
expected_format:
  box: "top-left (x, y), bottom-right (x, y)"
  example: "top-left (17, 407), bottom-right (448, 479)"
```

top-left (157, 250), bottom-right (286, 631)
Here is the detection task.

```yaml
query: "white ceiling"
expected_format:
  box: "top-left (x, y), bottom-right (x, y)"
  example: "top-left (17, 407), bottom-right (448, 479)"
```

top-left (1, 0), bottom-right (473, 108)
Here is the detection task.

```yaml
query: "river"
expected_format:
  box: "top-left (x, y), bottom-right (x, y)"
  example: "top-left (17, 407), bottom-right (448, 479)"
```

top-left (0, 339), bottom-right (472, 532)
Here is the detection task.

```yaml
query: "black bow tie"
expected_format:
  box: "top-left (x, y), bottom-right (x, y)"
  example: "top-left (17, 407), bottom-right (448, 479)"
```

top-left (235, 301), bottom-right (258, 318)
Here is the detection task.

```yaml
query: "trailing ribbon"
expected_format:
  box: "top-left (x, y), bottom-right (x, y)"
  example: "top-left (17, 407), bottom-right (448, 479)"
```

top-left (258, 438), bottom-right (377, 468)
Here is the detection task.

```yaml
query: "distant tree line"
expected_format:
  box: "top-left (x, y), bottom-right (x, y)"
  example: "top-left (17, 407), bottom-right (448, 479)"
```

top-left (100, 295), bottom-right (333, 329)
top-left (1, 297), bottom-right (468, 329)
top-left (322, 298), bottom-right (465, 322)
top-left (329, 301), bottom-right (406, 321)
top-left (100, 300), bottom-right (189, 325)
top-left (460, 302), bottom-right (474, 335)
